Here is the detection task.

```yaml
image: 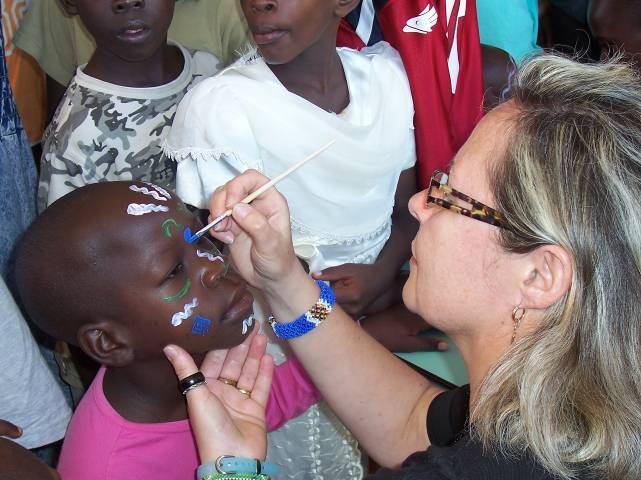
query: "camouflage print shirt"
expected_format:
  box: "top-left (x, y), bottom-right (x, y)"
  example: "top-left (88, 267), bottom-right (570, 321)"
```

top-left (38, 41), bottom-right (221, 212)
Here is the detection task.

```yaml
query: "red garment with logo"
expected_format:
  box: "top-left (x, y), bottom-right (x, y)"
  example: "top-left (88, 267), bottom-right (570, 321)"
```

top-left (338, 0), bottom-right (484, 188)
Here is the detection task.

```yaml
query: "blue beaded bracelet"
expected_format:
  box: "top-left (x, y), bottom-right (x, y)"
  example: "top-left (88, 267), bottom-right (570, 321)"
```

top-left (269, 280), bottom-right (335, 339)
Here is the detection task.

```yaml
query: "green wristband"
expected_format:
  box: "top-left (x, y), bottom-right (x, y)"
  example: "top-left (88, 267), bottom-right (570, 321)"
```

top-left (201, 474), bottom-right (270, 480)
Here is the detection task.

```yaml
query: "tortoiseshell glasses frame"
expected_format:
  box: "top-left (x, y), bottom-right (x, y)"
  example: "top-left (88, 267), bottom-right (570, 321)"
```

top-left (426, 169), bottom-right (512, 230)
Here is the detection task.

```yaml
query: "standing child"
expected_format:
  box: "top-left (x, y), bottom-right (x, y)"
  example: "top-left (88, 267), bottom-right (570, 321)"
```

top-left (164, 0), bottom-right (417, 477)
top-left (14, 182), bottom-right (320, 480)
top-left (38, 0), bottom-right (222, 212)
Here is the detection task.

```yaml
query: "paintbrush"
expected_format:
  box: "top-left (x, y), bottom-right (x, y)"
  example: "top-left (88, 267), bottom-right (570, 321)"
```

top-left (184, 140), bottom-right (336, 244)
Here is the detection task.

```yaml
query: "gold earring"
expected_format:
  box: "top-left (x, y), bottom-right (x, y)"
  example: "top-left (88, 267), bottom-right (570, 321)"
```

top-left (511, 306), bottom-right (526, 344)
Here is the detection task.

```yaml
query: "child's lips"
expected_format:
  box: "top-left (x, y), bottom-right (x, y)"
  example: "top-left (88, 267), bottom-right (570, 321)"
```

top-left (221, 288), bottom-right (254, 325)
top-left (252, 28), bottom-right (287, 45)
top-left (117, 22), bottom-right (151, 42)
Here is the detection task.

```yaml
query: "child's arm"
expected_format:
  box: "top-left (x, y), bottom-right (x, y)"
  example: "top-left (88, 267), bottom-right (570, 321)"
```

top-left (265, 356), bottom-right (321, 431)
top-left (313, 167), bottom-right (418, 317)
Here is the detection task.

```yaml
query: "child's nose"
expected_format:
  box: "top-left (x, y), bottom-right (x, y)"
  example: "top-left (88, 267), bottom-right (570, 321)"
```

top-left (112, 0), bottom-right (145, 14)
top-left (249, 0), bottom-right (277, 13)
top-left (200, 263), bottom-right (228, 289)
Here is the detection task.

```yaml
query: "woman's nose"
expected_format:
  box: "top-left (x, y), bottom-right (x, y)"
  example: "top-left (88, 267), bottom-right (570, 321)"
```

top-left (408, 190), bottom-right (427, 221)
top-left (112, 0), bottom-right (145, 14)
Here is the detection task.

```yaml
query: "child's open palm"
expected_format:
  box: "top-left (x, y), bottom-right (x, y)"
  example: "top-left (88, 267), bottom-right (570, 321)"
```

top-left (164, 330), bottom-right (274, 464)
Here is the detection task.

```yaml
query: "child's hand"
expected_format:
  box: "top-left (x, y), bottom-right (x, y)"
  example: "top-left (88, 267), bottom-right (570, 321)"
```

top-left (360, 305), bottom-right (449, 353)
top-left (164, 332), bottom-right (274, 464)
top-left (313, 263), bottom-right (392, 317)
top-left (0, 419), bottom-right (22, 439)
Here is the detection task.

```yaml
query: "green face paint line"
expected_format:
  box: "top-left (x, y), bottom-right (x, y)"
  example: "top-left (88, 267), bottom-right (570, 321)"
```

top-left (162, 218), bottom-right (182, 238)
top-left (162, 278), bottom-right (191, 302)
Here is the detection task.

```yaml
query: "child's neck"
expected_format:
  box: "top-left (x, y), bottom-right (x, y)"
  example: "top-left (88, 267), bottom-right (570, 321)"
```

top-left (102, 355), bottom-right (203, 423)
top-left (83, 41), bottom-right (184, 88)
top-left (269, 39), bottom-right (349, 114)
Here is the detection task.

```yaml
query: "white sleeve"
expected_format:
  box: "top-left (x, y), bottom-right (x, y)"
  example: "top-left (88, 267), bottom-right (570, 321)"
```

top-left (163, 76), bottom-right (261, 208)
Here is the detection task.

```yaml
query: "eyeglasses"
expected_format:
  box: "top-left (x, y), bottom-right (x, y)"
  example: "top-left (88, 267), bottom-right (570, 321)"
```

top-left (427, 170), bottom-right (511, 230)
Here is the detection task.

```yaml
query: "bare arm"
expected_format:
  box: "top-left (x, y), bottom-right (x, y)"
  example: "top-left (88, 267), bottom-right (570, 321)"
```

top-left (209, 170), bottom-right (444, 467)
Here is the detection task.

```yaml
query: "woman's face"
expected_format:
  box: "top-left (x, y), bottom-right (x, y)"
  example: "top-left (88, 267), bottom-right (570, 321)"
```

top-left (403, 104), bottom-right (521, 337)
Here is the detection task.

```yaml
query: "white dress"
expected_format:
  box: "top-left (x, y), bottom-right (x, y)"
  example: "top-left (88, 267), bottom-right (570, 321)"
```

top-left (164, 42), bottom-right (416, 480)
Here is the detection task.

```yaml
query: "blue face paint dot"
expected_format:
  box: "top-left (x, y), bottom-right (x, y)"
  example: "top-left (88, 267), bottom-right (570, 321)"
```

top-left (191, 315), bottom-right (212, 336)
top-left (184, 227), bottom-right (194, 243)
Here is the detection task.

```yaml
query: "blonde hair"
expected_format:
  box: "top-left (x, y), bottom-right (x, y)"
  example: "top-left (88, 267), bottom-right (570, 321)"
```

top-left (473, 54), bottom-right (641, 479)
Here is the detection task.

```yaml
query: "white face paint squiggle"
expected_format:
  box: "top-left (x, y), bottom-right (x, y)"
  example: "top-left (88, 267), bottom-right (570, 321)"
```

top-left (171, 297), bottom-right (199, 326)
top-left (197, 249), bottom-right (224, 264)
top-left (143, 182), bottom-right (172, 200)
top-left (129, 185), bottom-right (169, 202)
top-left (241, 314), bottom-right (254, 335)
top-left (126, 203), bottom-right (169, 216)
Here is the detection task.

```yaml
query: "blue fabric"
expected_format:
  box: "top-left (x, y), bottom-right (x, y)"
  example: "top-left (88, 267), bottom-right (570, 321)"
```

top-left (477, 0), bottom-right (541, 64)
top-left (0, 27), bottom-right (37, 286)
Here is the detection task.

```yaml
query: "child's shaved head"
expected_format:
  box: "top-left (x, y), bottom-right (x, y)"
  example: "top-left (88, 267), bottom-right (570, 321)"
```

top-left (15, 181), bottom-right (254, 365)
top-left (15, 182), bottom-right (140, 343)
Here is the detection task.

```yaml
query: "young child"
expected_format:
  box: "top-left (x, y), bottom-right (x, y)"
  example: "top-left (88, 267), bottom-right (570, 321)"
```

top-left (164, 0), bottom-right (417, 476)
top-left (38, 0), bottom-right (224, 213)
top-left (589, 0), bottom-right (641, 71)
top-left (14, 181), bottom-right (319, 480)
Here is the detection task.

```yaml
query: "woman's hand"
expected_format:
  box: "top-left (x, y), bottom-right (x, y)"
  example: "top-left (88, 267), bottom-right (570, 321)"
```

top-left (0, 419), bottom-right (22, 439)
top-left (208, 170), bottom-right (307, 296)
top-left (164, 331), bottom-right (274, 463)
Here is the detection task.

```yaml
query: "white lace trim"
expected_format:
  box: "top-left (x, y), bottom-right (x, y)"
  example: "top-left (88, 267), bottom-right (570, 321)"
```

top-left (161, 140), bottom-right (241, 166)
top-left (291, 215), bottom-right (392, 246)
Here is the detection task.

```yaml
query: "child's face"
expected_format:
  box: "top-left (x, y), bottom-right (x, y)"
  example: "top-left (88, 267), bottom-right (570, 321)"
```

top-left (73, 0), bottom-right (175, 62)
top-left (241, 0), bottom-right (340, 64)
top-left (589, 0), bottom-right (641, 69)
top-left (106, 183), bottom-right (255, 358)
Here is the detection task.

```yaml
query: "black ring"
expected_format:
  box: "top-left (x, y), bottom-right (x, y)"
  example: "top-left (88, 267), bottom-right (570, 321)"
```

top-left (179, 371), bottom-right (206, 395)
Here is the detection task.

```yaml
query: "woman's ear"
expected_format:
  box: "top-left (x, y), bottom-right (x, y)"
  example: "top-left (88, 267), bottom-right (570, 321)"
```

top-left (335, 0), bottom-right (360, 18)
top-left (519, 244), bottom-right (573, 310)
top-left (77, 321), bottom-right (134, 367)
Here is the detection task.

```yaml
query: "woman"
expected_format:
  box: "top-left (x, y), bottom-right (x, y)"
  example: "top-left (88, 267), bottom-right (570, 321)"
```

top-left (164, 53), bottom-right (641, 479)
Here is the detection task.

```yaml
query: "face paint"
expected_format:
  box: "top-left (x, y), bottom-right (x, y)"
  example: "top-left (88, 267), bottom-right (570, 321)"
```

top-left (191, 315), bottom-right (212, 335)
top-left (162, 278), bottom-right (191, 302)
top-left (196, 249), bottom-right (224, 263)
top-left (171, 297), bottom-right (199, 327)
top-left (162, 218), bottom-right (182, 238)
top-left (143, 182), bottom-right (172, 200)
top-left (129, 185), bottom-right (169, 202)
top-left (127, 203), bottom-right (169, 216)
top-left (242, 314), bottom-right (254, 335)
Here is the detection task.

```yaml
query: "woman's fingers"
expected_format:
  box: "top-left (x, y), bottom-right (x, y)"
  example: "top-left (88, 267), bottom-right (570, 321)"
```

top-left (163, 345), bottom-right (210, 403)
top-left (236, 334), bottom-right (268, 394)
top-left (250, 355), bottom-right (274, 408)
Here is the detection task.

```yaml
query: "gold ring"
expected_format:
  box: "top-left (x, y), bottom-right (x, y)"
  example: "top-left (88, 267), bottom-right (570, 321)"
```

top-left (237, 388), bottom-right (251, 397)
top-left (218, 377), bottom-right (238, 388)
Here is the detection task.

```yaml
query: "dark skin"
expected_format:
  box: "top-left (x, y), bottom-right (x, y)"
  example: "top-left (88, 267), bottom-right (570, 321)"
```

top-left (241, 0), bottom-right (419, 319)
top-left (588, 0), bottom-right (641, 71)
top-left (63, 0), bottom-right (183, 87)
top-left (0, 420), bottom-right (60, 480)
top-left (17, 182), bottom-right (256, 423)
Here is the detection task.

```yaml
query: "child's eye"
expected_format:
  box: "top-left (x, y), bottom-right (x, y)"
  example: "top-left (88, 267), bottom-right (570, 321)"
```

top-left (166, 263), bottom-right (184, 280)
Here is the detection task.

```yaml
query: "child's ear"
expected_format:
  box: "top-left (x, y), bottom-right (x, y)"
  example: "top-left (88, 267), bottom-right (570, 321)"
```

top-left (57, 0), bottom-right (79, 16)
top-left (77, 321), bottom-right (134, 368)
top-left (335, 0), bottom-right (360, 18)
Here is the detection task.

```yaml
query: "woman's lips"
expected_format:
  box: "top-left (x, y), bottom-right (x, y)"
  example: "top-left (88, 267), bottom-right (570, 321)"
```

top-left (252, 29), bottom-right (287, 45)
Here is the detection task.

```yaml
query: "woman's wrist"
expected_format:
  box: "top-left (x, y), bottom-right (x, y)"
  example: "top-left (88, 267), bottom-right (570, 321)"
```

top-left (263, 270), bottom-right (321, 324)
